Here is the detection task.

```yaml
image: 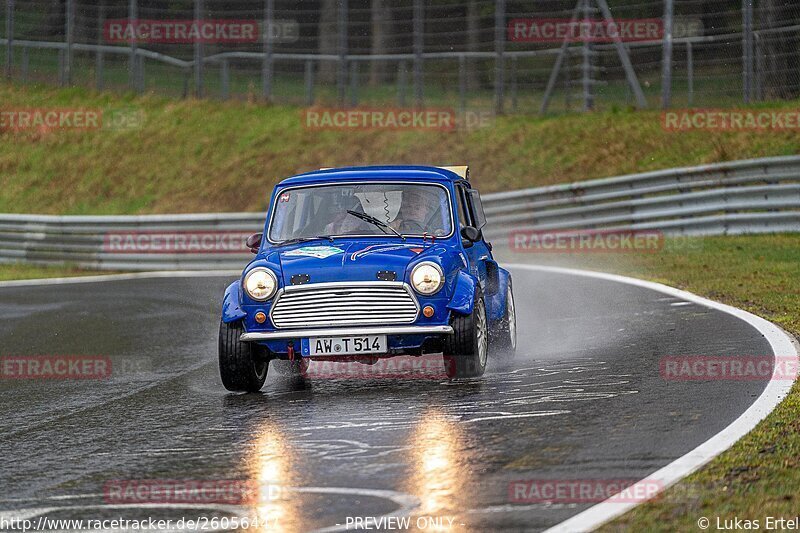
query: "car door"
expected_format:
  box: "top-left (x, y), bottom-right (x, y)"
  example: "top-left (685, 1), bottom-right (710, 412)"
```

top-left (456, 182), bottom-right (492, 292)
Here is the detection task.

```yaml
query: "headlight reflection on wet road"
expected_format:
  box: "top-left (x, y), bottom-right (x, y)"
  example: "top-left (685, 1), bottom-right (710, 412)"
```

top-left (405, 409), bottom-right (470, 529)
top-left (247, 421), bottom-right (300, 533)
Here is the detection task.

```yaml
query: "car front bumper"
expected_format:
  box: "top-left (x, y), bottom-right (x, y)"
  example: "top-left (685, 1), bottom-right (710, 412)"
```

top-left (240, 325), bottom-right (453, 342)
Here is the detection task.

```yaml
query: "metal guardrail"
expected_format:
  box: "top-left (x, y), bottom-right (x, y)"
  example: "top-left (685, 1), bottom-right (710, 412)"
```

top-left (0, 213), bottom-right (264, 271)
top-left (1, 155), bottom-right (798, 271)
top-left (481, 155), bottom-right (800, 239)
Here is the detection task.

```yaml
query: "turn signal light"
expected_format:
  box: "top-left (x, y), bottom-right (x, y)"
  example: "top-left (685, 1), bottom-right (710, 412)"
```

top-left (422, 306), bottom-right (435, 318)
top-left (255, 311), bottom-right (267, 324)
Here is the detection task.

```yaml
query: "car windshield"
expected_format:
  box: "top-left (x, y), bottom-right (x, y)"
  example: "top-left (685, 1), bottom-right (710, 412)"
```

top-left (269, 182), bottom-right (452, 242)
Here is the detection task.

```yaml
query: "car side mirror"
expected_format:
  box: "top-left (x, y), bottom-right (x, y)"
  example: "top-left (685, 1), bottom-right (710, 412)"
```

top-left (461, 226), bottom-right (480, 248)
top-left (246, 232), bottom-right (263, 254)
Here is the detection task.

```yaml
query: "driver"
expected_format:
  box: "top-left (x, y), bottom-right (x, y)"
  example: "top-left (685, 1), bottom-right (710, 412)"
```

top-left (390, 187), bottom-right (441, 234)
top-left (322, 192), bottom-right (372, 235)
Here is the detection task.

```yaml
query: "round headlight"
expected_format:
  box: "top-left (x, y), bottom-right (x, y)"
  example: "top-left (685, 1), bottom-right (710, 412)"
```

top-left (244, 267), bottom-right (278, 301)
top-left (411, 262), bottom-right (444, 295)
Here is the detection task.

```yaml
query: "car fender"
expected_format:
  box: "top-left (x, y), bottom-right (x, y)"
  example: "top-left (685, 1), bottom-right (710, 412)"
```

top-left (447, 270), bottom-right (478, 316)
top-left (486, 267), bottom-right (512, 324)
top-left (221, 280), bottom-right (246, 323)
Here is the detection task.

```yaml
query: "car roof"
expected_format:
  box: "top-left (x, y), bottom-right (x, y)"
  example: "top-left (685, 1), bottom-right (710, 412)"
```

top-left (276, 165), bottom-right (466, 187)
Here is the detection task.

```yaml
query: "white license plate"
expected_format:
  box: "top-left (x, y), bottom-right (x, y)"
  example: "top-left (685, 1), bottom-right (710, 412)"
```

top-left (302, 335), bottom-right (387, 356)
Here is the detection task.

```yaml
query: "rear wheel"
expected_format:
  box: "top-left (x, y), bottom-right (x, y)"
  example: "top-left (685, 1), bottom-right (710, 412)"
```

top-left (444, 292), bottom-right (488, 378)
top-left (492, 283), bottom-right (517, 363)
top-left (218, 320), bottom-right (269, 392)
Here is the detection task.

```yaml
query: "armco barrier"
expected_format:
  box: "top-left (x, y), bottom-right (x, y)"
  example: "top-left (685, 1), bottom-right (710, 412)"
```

top-left (1, 156), bottom-right (799, 270)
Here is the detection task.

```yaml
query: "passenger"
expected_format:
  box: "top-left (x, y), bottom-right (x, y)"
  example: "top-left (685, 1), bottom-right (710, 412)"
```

top-left (323, 193), bottom-right (372, 235)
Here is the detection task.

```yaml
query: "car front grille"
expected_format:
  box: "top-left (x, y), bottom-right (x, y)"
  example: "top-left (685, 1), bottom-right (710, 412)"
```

top-left (269, 282), bottom-right (420, 328)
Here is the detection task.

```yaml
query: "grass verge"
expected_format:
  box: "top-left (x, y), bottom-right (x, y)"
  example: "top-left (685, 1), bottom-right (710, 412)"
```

top-left (0, 263), bottom-right (109, 282)
top-left (2, 82), bottom-right (800, 214)
top-left (505, 234), bottom-right (800, 531)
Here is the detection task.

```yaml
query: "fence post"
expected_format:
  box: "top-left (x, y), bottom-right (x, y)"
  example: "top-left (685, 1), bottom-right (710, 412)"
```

top-left (262, 0), bottom-right (274, 100)
top-left (5, 0), bottom-right (13, 79)
top-left (128, 0), bottom-right (138, 91)
top-left (64, 0), bottom-right (74, 86)
top-left (96, 1), bottom-right (105, 91)
top-left (413, 0), bottom-right (423, 106)
top-left (337, 0), bottom-right (347, 104)
top-left (194, 0), bottom-right (204, 98)
top-left (304, 59), bottom-right (315, 105)
top-left (686, 41), bottom-right (693, 106)
top-left (494, 0), bottom-right (505, 114)
top-left (661, 0), bottom-right (673, 109)
top-left (221, 58), bottom-right (229, 100)
top-left (742, 0), bottom-right (754, 103)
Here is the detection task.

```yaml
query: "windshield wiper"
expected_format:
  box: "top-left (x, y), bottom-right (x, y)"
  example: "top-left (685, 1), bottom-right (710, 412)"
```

top-left (347, 210), bottom-right (405, 240)
top-left (275, 235), bottom-right (335, 247)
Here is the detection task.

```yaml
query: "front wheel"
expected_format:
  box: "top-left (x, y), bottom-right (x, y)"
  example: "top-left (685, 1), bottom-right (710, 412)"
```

top-left (218, 320), bottom-right (269, 392)
top-left (444, 292), bottom-right (489, 378)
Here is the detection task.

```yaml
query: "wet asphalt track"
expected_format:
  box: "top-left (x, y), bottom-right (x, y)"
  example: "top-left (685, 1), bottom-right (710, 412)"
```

top-left (0, 266), bottom-right (774, 532)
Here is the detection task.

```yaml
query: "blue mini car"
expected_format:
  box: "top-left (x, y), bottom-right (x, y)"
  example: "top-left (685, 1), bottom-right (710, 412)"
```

top-left (219, 165), bottom-right (516, 392)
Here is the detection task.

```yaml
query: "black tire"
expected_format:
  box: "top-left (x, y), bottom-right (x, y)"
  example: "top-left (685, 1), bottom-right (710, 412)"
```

top-left (218, 320), bottom-right (269, 392)
top-left (272, 358), bottom-right (309, 377)
top-left (443, 292), bottom-right (489, 378)
top-left (491, 282), bottom-right (517, 363)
